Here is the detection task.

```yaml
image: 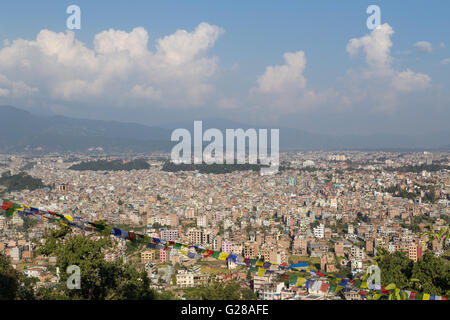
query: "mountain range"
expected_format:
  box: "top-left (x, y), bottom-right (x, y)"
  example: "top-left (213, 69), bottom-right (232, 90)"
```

top-left (0, 105), bottom-right (448, 154)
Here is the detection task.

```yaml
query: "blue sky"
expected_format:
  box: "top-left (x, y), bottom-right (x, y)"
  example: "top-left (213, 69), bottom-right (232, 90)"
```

top-left (0, 1), bottom-right (448, 134)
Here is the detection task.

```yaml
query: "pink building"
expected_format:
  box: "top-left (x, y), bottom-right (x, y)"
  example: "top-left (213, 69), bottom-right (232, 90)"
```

top-left (222, 240), bottom-right (233, 254)
top-left (160, 249), bottom-right (169, 263)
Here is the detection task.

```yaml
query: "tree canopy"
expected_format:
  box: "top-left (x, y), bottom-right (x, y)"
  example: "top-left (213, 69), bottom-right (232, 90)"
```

top-left (37, 229), bottom-right (156, 300)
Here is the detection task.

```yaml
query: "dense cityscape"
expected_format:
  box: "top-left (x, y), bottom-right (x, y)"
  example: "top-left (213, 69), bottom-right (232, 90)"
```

top-left (0, 1), bottom-right (449, 308)
top-left (1, 151), bottom-right (449, 300)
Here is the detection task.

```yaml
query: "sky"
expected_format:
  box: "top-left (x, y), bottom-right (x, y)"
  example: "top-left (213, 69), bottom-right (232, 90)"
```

top-left (0, 0), bottom-right (449, 135)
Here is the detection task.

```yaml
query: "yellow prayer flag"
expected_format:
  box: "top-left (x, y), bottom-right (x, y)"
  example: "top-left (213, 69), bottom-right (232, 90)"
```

top-left (422, 293), bottom-right (430, 300)
top-left (64, 215), bottom-right (74, 222)
top-left (336, 286), bottom-right (344, 292)
top-left (360, 281), bottom-right (368, 289)
top-left (296, 277), bottom-right (306, 287)
top-left (257, 268), bottom-right (266, 277)
top-left (218, 252), bottom-right (229, 261)
top-left (256, 260), bottom-right (264, 267)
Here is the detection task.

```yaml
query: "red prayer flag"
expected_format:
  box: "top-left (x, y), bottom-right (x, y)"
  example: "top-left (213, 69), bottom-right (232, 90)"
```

top-left (359, 290), bottom-right (368, 296)
top-left (316, 271), bottom-right (325, 277)
top-left (1, 201), bottom-right (12, 210)
top-left (409, 292), bottom-right (417, 300)
top-left (203, 250), bottom-right (214, 257)
top-left (320, 282), bottom-right (330, 293)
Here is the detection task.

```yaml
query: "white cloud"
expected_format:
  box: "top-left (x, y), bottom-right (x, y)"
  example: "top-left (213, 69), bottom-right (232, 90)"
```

top-left (0, 23), bottom-right (224, 109)
top-left (414, 41), bottom-right (433, 53)
top-left (344, 24), bottom-right (431, 111)
top-left (249, 50), bottom-right (325, 112)
top-left (391, 69), bottom-right (431, 92)
top-left (0, 74), bottom-right (38, 98)
top-left (249, 23), bottom-right (432, 116)
top-left (130, 85), bottom-right (162, 100)
top-left (253, 51), bottom-right (307, 94)
top-left (441, 58), bottom-right (450, 65)
top-left (347, 24), bottom-right (394, 71)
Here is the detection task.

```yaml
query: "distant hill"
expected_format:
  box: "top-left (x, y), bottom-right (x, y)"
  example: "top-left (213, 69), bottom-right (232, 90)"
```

top-left (162, 118), bottom-right (450, 151)
top-left (0, 105), bottom-right (172, 153)
top-left (0, 105), bottom-right (449, 153)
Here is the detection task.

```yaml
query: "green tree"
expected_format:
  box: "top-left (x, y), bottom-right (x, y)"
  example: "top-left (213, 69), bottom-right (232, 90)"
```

top-left (38, 231), bottom-right (156, 300)
top-left (410, 251), bottom-right (450, 296)
top-left (0, 254), bottom-right (18, 300)
top-left (377, 251), bottom-right (413, 288)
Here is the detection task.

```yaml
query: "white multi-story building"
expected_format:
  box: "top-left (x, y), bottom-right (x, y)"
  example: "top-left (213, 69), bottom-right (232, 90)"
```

top-left (313, 224), bottom-right (324, 239)
top-left (350, 246), bottom-right (365, 261)
top-left (160, 229), bottom-right (179, 242)
top-left (10, 246), bottom-right (22, 261)
top-left (197, 215), bottom-right (208, 228)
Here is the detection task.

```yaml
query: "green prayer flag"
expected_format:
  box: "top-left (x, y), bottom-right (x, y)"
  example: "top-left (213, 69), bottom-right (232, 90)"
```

top-left (211, 251), bottom-right (220, 258)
